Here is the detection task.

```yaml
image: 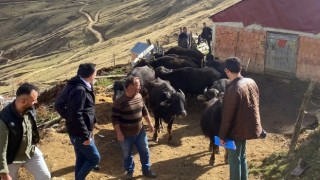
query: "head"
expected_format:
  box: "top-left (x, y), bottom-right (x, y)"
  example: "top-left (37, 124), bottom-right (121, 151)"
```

top-left (203, 22), bottom-right (207, 27)
top-left (182, 27), bottom-right (187, 33)
top-left (224, 57), bottom-right (242, 80)
top-left (15, 83), bottom-right (39, 113)
top-left (160, 90), bottom-right (187, 117)
top-left (77, 63), bottom-right (97, 84)
top-left (124, 76), bottom-right (141, 97)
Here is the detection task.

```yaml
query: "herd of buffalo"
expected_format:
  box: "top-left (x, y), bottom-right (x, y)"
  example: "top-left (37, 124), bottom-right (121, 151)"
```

top-left (112, 46), bottom-right (239, 166)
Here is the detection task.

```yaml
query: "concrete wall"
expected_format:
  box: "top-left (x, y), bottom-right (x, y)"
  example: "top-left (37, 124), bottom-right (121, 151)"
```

top-left (213, 24), bottom-right (320, 81)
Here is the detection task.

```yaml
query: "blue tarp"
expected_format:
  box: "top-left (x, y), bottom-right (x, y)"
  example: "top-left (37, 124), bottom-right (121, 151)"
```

top-left (131, 42), bottom-right (150, 54)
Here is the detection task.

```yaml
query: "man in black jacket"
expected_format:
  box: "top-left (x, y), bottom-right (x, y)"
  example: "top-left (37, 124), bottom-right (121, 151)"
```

top-left (55, 63), bottom-right (100, 180)
top-left (201, 22), bottom-right (213, 54)
top-left (0, 83), bottom-right (51, 180)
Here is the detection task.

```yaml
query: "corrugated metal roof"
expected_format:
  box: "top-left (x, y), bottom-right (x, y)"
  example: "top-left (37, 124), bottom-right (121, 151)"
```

top-left (210, 0), bottom-right (320, 34)
top-left (131, 42), bottom-right (150, 54)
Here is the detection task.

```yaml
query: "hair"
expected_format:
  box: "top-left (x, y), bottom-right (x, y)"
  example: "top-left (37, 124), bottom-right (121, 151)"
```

top-left (16, 82), bottom-right (39, 97)
top-left (203, 22), bottom-right (206, 25)
top-left (77, 63), bottom-right (96, 78)
top-left (182, 27), bottom-right (187, 30)
top-left (124, 76), bottom-right (140, 89)
top-left (225, 57), bottom-right (241, 73)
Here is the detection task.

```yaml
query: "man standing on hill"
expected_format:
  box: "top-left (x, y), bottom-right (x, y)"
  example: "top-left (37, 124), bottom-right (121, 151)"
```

top-left (0, 83), bottom-right (51, 180)
top-left (178, 27), bottom-right (190, 48)
top-left (200, 22), bottom-right (213, 54)
top-left (219, 57), bottom-right (263, 180)
top-left (55, 63), bottom-right (100, 180)
top-left (112, 76), bottom-right (157, 180)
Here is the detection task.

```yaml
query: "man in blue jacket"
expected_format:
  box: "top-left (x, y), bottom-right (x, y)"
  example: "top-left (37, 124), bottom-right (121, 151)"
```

top-left (55, 63), bottom-right (100, 180)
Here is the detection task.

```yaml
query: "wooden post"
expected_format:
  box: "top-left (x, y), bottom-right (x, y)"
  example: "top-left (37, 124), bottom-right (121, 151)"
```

top-left (113, 53), bottom-right (116, 66)
top-left (288, 80), bottom-right (316, 157)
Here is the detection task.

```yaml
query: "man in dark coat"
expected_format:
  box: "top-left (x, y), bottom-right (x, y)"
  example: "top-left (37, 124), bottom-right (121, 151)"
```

top-left (178, 27), bottom-right (190, 48)
top-left (201, 22), bottom-right (213, 54)
top-left (55, 63), bottom-right (100, 180)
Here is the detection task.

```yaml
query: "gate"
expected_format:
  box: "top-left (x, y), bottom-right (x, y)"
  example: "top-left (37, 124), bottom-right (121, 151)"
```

top-left (265, 32), bottom-right (299, 78)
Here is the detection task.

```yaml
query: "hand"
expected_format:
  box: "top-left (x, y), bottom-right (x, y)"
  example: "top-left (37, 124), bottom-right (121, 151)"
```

top-left (117, 133), bottom-right (124, 142)
top-left (148, 124), bottom-right (155, 133)
top-left (220, 139), bottom-right (226, 146)
top-left (82, 139), bottom-right (91, 145)
top-left (0, 174), bottom-right (12, 180)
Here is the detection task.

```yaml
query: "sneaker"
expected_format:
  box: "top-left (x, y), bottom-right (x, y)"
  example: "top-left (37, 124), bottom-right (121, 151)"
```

top-left (124, 171), bottom-right (133, 180)
top-left (143, 170), bottom-right (157, 178)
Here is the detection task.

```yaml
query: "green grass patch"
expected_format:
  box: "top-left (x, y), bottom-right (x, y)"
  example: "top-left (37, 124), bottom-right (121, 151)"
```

top-left (95, 78), bottom-right (113, 87)
top-left (251, 127), bottom-right (320, 179)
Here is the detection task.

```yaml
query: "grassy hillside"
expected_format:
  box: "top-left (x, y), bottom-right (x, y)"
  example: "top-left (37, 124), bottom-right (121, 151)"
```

top-left (0, 0), bottom-right (241, 95)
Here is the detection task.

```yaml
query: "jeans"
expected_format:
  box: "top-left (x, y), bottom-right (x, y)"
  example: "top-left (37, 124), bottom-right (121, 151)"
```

top-left (70, 136), bottom-right (101, 180)
top-left (227, 140), bottom-right (248, 180)
top-left (119, 128), bottom-right (151, 173)
top-left (8, 147), bottom-right (51, 180)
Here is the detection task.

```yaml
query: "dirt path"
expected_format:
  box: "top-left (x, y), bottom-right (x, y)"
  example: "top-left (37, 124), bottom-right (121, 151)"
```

top-left (78, 4), bottom-right (103, 44)
top-left (13, 2), bottom-right (104, 81)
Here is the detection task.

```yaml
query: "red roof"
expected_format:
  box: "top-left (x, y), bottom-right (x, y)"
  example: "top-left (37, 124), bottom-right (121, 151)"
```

top-left (210, 0), bottom-right (320, 34)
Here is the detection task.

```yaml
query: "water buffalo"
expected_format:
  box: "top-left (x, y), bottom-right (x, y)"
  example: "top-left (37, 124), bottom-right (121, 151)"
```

top-left (154, 66), bottom-right (221, 95)
top-left (134, 55), bottom-right (199, 69)
top-left (200, 96), bottom-right (228, 166)
top-left (198, 79), bottom-right (229, 101)
top-left (112, 66), bottom-right (155, 101)
top-left (148, 78), bottom-right (187, 143)
top-left (164, 46), bottom-right (204, 67)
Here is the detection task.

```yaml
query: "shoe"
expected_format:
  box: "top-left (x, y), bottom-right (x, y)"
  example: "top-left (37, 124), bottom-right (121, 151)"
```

top-left (124, 171), bottom-right (133, 180)
top-left (92, 164), bottom-right (100, 171)
top-left (260, 129), bottom-right (267, 139)
top-left (143, 170), bottom-right (157, 178)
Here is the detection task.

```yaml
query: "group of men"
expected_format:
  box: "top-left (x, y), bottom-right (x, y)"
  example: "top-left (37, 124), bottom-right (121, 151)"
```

top-left (178, 22), bottom-right (213, 54)
top-left (0, 50), bottom-right (264, 180)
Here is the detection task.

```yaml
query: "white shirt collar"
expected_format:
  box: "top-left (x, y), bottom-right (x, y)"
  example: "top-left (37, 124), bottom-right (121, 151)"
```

top-left (80, 77), bottom-right (92, 89)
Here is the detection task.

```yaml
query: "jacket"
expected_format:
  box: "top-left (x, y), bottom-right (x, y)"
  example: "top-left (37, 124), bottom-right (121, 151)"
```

top-left (219, 77), bottom-right (262, 141)
top-left (55, 76), bottom-right (96, 141)
top-left (201, 27), bottom-right (212, 40)
top-left (0, 102), bottom-right (39, 165)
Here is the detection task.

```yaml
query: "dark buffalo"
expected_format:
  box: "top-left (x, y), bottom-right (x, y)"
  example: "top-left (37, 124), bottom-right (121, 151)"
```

top-left (205, 54), bottom-right (227, 79)
top-left (148, 78), bottom-right (187, 143)
top-left (164, 46), bottom-right (204, 67)
top-left (154, 66), bottom-right (221, 95)
top-left (200, 96), bottom-right (228, 166)
top-left (134, 55), bottom-right (199, 69)
top-left (198, 79), bottom-right (229, 101)
top-left (112, 66), bottom-right (155, 101)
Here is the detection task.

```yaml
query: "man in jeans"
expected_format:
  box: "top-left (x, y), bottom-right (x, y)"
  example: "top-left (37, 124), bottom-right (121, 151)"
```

top-left (0, 83), bottom-right (51, 180)
top-left (112, 76), bottom-right (157, 180)
top-left (55, 63), bottom-right (100, 180)
top-left (219, 57), bottom-right (263, 180)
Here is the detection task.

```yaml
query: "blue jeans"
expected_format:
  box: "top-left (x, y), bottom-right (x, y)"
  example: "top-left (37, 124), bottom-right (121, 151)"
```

top-left (119, 128), bottom-right (151, 173)
top-left (227, 140), bottom-right (248, 180)
top-left (70, 136), bottom-right (101, 180)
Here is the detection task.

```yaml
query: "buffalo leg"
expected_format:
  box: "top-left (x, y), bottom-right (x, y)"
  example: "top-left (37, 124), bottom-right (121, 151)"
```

top-left (152, 116), bottom-right (160, 142)
top-left (209, 139), bottom-right (216, 166)
top-left (167, 117), bottom-right (175, 142)
top-left (224, 148), bottom-right (228, 164)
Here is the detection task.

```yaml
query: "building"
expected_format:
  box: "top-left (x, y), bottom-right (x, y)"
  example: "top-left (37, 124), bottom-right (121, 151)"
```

top-left (210, 0), bottom-right (320, 80)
